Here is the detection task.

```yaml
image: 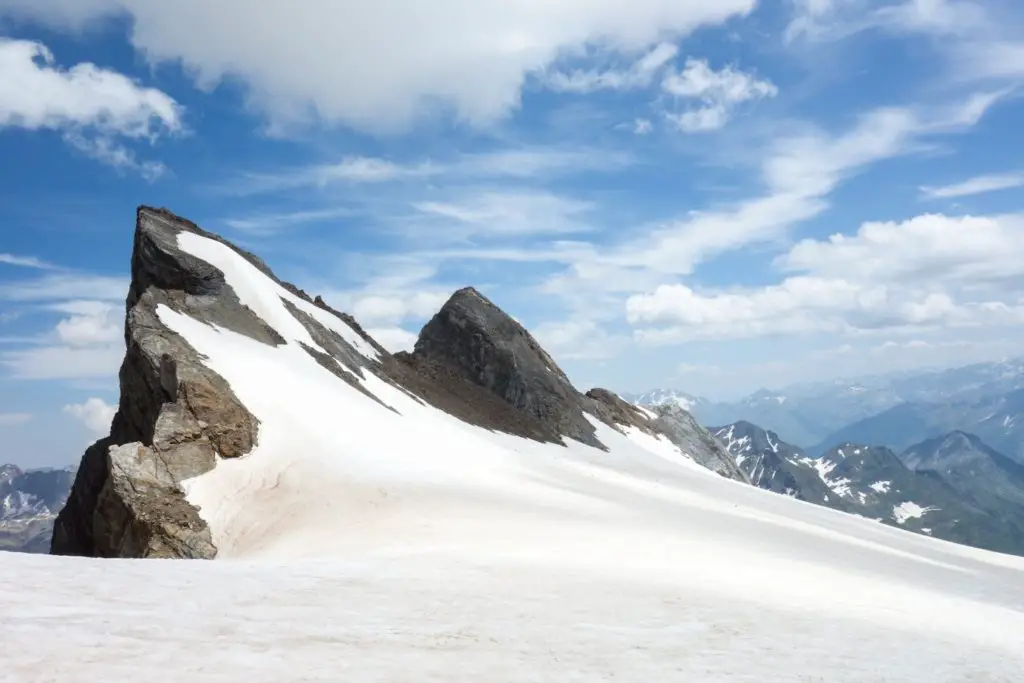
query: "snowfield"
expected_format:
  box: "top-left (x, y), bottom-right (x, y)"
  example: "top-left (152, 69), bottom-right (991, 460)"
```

top-left (4, 230), bottom-right (1024, 681)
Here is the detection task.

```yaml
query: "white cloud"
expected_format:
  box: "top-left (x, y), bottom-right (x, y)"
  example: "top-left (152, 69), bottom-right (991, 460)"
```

top-left (3, 344), bottom-right (124, 379)
top-left (0, 413), bottom-right (32, 427)
top-left (543, 42), bottom-right (678, 93)
top-left (364, 327), bottom-right (418, 353)
top-left (785, 0), bottom-right (1024, 85)
top-left (0, 36), bottom-right (181, 174)
top-left (633, 118), bottom-right (654, 134)
top-left (0, 253), bottom-right (55, 269)
top-left (0, 299), bottom-right (124, 380)
top-left (411, 190), bottom-right (595, 240)
top-left (532, 318), bottom-right (627, 361)
top-left (597, 93), bottom-right (1004, 279)
top-left (224, 207), bottom-right (355, 235)
top-left (63, 132), bottom-right (169, 181)
top-left (63, 397), bottom-right (116, 434)
top-left (921, 172), bottom-right (1024, 199)
top-left (350, 292), bottom-right (449, 328)
top-left (626, 213), bottom-right (1024, 343)
top-left (231, 147), bottom-right (634, 195)
top-left (49, 300), bottom-right (121, 347)
top-left (662, 58), bottom-right (778, 132)
top-left (1, 0), bottom-right (756, 131)
top-left (0, 274), bottom-right (127, 301)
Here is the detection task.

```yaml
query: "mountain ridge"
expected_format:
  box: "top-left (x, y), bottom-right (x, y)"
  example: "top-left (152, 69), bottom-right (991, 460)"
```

top-left (711, 421), bottom-right (1024, 555)
top-left (1, 464), bottom-right (76, 553)
top-left (52, 206), bottom-right (746, 559)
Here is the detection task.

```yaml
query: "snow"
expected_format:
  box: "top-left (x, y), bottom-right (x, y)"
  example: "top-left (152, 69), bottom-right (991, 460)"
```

top-left (893, 502), bottom-right (940, 525)
top-left (5, 230), bottom-right (1024, 680)
top-left (871, 480), bottom-right (892, 494)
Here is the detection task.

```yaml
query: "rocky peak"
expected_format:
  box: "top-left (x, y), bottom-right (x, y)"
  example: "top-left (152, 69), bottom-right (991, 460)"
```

top-left (54, 207), bottom-right (756, 560)
top-left (411, 286), bottom-right (600, 447)
top-left (52, 207), bottom-right (279, 559)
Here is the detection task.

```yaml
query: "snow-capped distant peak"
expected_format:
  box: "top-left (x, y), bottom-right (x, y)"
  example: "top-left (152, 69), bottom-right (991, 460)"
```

top-left (633, 389), bottom-right (704, 412)
top-left (745, 389), bottom-right (788, 406)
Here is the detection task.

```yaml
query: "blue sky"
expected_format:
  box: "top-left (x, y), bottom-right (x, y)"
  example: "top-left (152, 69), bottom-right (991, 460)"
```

top-left (1, 0), bottom-right (1023, 467)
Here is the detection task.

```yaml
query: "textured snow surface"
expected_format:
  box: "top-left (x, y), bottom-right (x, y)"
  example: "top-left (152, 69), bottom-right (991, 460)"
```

top-left (5, 231), bottom-right (1024, 681)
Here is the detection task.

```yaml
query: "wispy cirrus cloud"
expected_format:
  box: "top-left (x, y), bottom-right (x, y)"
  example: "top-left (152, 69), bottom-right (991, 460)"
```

top-left (662, 58), bottom-right (778, 132)
top-left (225, 147), bottom-right (636, 196)
top-left (0, 253), bottom-right (58, 270)
top-left (921, 172), bottom-right (1024, 199)
top-left (541, 42), bottom-right (678, 93)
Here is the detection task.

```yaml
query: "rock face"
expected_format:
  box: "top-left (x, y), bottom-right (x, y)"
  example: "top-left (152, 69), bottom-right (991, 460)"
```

top-left (412, 287), bottom-right (602, 447)
top-left (647, 406), bottom-right (748, 482)
top-left (713, 421), bottom-right (842, 507)
top-left (53, 207), bottom-right (754, 559)
top-left (1, 464), bottom-right (76, 553)
top-left (52, 207), bottom-right (272, 558)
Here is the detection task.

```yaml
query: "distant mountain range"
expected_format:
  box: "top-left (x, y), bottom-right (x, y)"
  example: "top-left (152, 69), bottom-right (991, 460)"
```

top-left (629, 358), bottom-right (1024, 460)
top-left (709, 422), bottom-right (1024, 556)
top-left (1, 464), bottom-right (76, 553)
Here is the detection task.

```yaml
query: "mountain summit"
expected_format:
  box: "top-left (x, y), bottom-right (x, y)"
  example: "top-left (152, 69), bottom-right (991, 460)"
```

top-left (52, 207), bottom-right (744, 559)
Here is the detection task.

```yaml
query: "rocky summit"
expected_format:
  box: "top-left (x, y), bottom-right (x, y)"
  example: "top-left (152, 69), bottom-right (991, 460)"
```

top-left (52, 207), bottom-right (746, 559)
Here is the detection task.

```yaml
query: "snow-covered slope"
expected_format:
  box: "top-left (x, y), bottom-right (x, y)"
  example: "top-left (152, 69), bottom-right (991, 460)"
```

top-left (8, 208), bottom-right (1024, 681)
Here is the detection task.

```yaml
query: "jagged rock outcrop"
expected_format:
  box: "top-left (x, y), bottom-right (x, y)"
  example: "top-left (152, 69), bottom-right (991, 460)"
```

top-left (411, 287), bottom-right (603, 448)
top-left (52, 207), bottom-right (275, 558)
top-left (650, 406), bottom-right (749, 482)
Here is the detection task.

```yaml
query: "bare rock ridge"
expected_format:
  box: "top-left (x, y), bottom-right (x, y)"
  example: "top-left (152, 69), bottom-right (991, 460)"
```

top-left (53, 206), bottom-right (746, 559)
top-left (410, 287), bottom-right (604, 448)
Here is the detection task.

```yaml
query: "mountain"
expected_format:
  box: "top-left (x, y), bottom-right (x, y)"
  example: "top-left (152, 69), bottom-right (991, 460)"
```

top-left (636, 358), bottom-right (1024, 449)
top-left (713, 422), bottom-right (1024, 555)
top-left (901, 431), bottom-right (1024, 511)
top-left (712, 422), bottom-right (844, 509)
top-left (6, 205), bottom-right (1021, 679)
top-left (52, 207), bottom-right (745, 559)
top-left (813, 388), bottom-right (1024, 462)
top-left (1, 464), bottom-right (75, 553)
top-left (627, 388), bottom-right (707, 412)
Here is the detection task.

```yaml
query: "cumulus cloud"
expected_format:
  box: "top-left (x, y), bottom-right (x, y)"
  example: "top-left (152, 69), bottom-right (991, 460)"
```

top-left (364, 327), bottom-right (418, 353)
top-left (63, 397), bottom-right (116, 434)
top-left (0, 0), bottom-right (755, 131)
top-left (0, 299), bottom-right (124, 380)
top-left (626, 213), bottom-right (1024, 343)
top-left (662, 58), bottom-right (777, 132)
top-left (0, 36), bottom-right (181, 174)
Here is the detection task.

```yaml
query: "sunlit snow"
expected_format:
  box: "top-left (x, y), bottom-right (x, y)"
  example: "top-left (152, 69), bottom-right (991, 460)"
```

top-left (4, 230), bottom-right (1024, 681)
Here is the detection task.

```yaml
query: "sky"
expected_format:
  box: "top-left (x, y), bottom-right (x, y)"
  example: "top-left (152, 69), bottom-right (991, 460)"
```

top-left (0, 0), bottom-right (1023, 467)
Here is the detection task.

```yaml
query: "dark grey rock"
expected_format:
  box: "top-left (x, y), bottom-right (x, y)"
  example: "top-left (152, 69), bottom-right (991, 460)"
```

top-left (411, 287), bottom-right (601, 447)
top-left (648, 405), bottom-right (749, 483)
top-left (52, 206), bottom-right (272, 559)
